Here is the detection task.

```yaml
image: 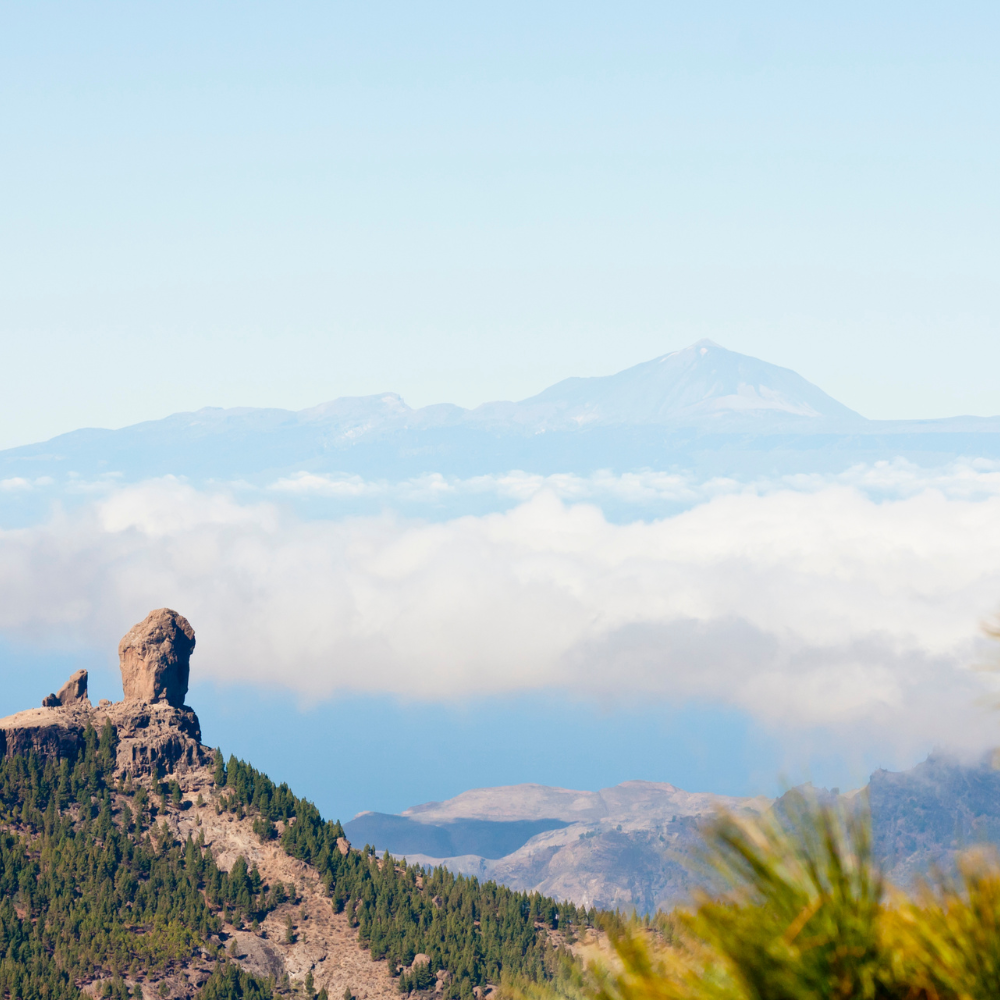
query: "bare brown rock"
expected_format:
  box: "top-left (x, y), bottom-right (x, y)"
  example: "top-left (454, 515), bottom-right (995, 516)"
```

top-left (168, 774), bottom-right (401, 1000)
top-left (57, 668), bottom-right (89, 706)
top-left (0, 700), bottom-right (211, 776)
top-left (104, 700), bottom-right (212, 775)
top-left (0, 704), bottom-right (93, 759)
top-left (119, 608), bottom-right (195, 707)
top-left (41, 669), bottom-right (90, 708)
top-left (2, 609), bottom-right (209, 776)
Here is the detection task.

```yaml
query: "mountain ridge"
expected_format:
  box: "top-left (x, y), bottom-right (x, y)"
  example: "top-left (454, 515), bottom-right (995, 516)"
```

top-left (4, 341), bottom-right (1000, 500)
top-left (7, 341), bottom-right (863, 448)
top-left (347, 756), bottom-right (1000, 914)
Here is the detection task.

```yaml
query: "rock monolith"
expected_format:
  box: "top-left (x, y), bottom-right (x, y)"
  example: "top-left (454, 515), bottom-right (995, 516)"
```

top-left (118, 608), bottom-right (195, 707)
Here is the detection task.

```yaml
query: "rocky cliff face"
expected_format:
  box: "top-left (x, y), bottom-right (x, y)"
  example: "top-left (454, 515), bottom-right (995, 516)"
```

top-left (870, 751), bottom-right (1000, 886)
top-left (351, 758), bottom-right (1000, 912)
top-left (348, 781), bottom-right (772, 911)
top-left (0, 608), bottom-right (209, 776)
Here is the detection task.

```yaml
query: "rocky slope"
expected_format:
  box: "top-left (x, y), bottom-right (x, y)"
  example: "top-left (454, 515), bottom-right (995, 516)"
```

top-left (347, 781), bottom-right (772, 913)
top-left (112, 764), bottom-right (401, 1000)
top-left (870, 750), bottom-right (1000, 886)
top-left (0, 608), bottom-right (420, 1000)
top-left (349, 755), bottom-right (1000, 913)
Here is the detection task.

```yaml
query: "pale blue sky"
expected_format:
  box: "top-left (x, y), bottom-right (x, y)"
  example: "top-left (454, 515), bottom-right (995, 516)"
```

top-left (1, 2), bottom-right (999, 449)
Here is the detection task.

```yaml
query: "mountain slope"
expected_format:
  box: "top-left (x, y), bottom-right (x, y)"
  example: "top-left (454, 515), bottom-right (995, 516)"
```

top-left (0, 608), bottom-right (593, 1000)
top-left (870, 751), bottom-right (1000, 886)
top-left (349, 756), bottom-right (1000, 914)
top-left (474, 340), bottom-right (863, 429)
top-left (348, 781), bottom-right (772, 912)
top-left (8, 342), bottom-right (998, 496)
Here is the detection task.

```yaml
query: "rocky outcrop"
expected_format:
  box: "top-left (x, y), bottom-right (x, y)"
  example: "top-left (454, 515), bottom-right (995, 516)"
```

top-left (104, 700), bottom-right (210, 775)
top-left (0, 700), bottom-right (211, 777)
top-left (0, 704), bottom-right (93, 760)
top-left (41, 668), bottom-right (90, 708)
top-left (0, 609), bottom-right (212, 777)
top-left (58, 668), bottom-right (90, 705)
top-left (119, 608), bottom-right (195, 707)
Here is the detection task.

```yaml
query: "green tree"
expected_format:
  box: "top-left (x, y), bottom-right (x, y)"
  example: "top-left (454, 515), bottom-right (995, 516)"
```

top-left (213, 749), bottom-right (227, 786)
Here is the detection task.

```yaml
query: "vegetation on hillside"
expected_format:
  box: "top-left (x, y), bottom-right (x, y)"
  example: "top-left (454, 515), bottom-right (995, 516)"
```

top-left (216, 753), bottom-right (593, 997)
top-left (0, 725), bottom-right (597, 1000)
top-left (0, 726), bottom-right (280, 1000)
top-left (21, 723), bottom-right (1000, 1000)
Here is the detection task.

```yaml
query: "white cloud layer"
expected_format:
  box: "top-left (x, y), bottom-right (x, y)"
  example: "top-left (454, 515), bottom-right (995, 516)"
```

top-left (268, 457), bottom-right (1000, 507)
top-left (3, 473), bottom-right (1000, 757)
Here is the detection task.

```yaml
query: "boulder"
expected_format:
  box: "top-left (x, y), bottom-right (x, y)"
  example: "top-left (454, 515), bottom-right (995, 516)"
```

top-left (119, 608), bottom-right (195, 707)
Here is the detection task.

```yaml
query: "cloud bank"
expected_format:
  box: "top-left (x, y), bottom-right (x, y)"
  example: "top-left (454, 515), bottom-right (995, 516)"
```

top-left (268, 457), bottom-right (1000, 508)
top-left (2, 474), bottom-right (1000, 757)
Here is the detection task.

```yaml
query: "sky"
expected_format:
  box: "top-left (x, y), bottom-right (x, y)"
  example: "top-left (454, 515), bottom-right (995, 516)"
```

top-left (3, 3), bottom-right (1000, 823)
top-left (1, 2), bottom-right (1000, 452)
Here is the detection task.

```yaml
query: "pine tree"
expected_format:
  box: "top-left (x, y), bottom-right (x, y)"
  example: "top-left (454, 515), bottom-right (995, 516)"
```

top-left (213, 749), bottom-right (227, 786)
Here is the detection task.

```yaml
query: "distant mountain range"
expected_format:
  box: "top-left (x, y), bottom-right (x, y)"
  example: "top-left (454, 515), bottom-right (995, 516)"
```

top-left (4, 342), bottom-right (1000, 496)
top-left (345, 755), bottom-right (1000, 914)
top-left (346, 779), bottom-right (771, 914)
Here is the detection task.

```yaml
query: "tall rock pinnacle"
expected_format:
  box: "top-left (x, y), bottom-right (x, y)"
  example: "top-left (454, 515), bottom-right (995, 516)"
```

top-left (118, 608), bottom-right (195, 707)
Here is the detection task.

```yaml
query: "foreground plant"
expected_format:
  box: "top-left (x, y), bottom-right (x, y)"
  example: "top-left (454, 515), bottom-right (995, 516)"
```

top-left (574, 793), bottom-right (905, 1000)
top-left (883, 848), bottom-right (1000, 999)
top-left (688, 792), bottom-right (891, 999)
top-left (574, 796), bottom-right (1000, 1000)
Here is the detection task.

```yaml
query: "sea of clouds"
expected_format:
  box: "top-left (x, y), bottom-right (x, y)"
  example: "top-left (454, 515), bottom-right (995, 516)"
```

top-left (3, 460), bottom-right (1000, 761)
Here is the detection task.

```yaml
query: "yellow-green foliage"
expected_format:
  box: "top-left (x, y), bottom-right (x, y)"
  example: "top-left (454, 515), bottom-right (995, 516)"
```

top-left (883, 850), bottom-right (1000, 999)
top-left (567, 793), bottom-right (1000, 1000)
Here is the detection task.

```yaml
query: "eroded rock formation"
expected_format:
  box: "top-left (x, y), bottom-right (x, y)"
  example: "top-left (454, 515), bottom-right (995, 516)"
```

top-left (58, 668), bottom-right (89, 705)
top-left (41, 668), bottom-right (90, 708)
top-left (104, 700), bottom-right (208, 775)
top-left (119, 608), bottom-right (195, 707)
top-left (0, 609), bottom-right (210, 776)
